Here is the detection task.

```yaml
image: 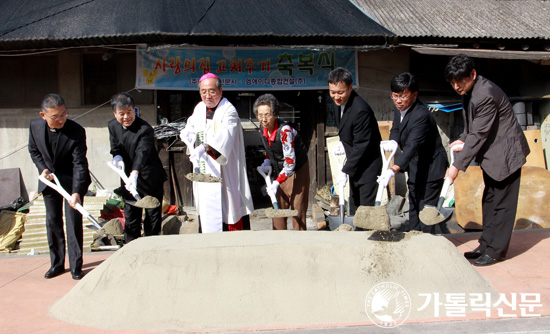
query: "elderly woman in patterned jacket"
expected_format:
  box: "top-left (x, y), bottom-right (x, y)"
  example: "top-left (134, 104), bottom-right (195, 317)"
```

top-left (254, 94), bottom-right (310, 231)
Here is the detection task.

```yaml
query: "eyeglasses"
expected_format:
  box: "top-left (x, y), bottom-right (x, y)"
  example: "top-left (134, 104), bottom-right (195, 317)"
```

top-left (257, 114), bottom-right (274, 120)
top-left (43, 111), bottom-right (68, 120)
top-left (200, 89), bottom-right (219, 97)
top-left (390, 94), bottom-right (411, 102)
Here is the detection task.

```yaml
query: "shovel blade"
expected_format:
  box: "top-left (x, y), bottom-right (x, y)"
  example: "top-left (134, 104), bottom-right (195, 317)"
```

top-left (265, 208), bottom-right (298, 218)
top-left (85, 224), bottom-right (100, 231)
top-left (353, 205), bottom-right (390, 231)
top-left (126, 196), bottom-right (161, 209)
top-left (419, 205), bottom-right (454, 226)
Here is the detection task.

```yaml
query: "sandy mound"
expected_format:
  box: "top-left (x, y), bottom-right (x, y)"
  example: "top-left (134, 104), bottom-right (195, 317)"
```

top-left (185, 172), bottom-right (221, 183)
top-left (49, 231), bottom-right (497, 332)
top-left (334, 223), bottom-right (354, 231)
top-left (133, 195), bottom-right (160, 209)
top-left (265, 207), bottom-right (298, 218)
top-left (354, 205), bottom-right (391, 230)
top-left (419, 206), bottom-right (445, 225)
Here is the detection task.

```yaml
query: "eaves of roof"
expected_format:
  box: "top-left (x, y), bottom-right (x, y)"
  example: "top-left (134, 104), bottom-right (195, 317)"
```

top-left (0, 0), bottom-right (395, 51)
top-left (354, 0), bottom-right (550, 40)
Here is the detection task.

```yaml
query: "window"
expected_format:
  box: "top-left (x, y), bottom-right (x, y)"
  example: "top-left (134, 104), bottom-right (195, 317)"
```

top-left (0, 56), bottom-right (57, 107)
top-left (82, 52), bottom-right (153, 106)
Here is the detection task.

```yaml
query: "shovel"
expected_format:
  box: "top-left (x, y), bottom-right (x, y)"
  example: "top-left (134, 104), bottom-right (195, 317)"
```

top-left (354, 143), bottom-right (396, 231)
top-left (335, 158), bottom-right (348, 227)
top-left (180, 132), bottom-right (221, 183)
top-left (182, 151), bottom-right (222, 183)
top-left (257, 166), bottom-right (298, 218)
top-left (107, 161), bottom-right (160, 209)
top-left (38, 174), bottom-right (103, 231)
top-left (326, 143), bottom-right (354, 230)
top-left (419, 144), bottom-right (463, 225)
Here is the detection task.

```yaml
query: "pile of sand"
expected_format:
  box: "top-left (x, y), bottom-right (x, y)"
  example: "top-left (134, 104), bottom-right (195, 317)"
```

top-left (49, 231), bottom-right (497, 332)
top-left (133, 196), bottom-right (160, 209)
top-left (185, 173), bottom-right (222, 183)
top-left (265, 207), bottom-right (298, 218)
top-left (354, 205), bottom-right (391, 230)
top-left (419, 206), bottom-right (445, 225)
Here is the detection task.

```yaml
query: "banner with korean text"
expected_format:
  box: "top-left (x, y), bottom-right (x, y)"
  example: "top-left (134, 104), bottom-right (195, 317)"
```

top-left (136, 46), bottom-right (357, 90)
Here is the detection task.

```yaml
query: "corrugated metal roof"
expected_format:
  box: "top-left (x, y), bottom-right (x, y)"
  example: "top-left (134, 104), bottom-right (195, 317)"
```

top-left (0, 0), bottom-right (394, 50)
top-left (353, 0), bottom-right (550, 39)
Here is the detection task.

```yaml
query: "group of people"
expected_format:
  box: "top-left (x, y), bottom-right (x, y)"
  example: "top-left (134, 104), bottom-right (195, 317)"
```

top-left (29, 92), bottom-right (166, 280)
top-left (28, 53), bottom-right (528, 281)
top-left (180, 73), bottom-right (311, 233)
top-left (329, 55), bottom-right (528, 267)
top-left (331, 67), bottom-right (450, 234)
top-left (328, 66), bottom-right (449, 236)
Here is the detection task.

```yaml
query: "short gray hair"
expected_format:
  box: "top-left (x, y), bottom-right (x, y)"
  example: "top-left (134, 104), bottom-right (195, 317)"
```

top-left (41, 94), bottom-right (65, 111)
top-left (253, 94), bottom-right (280, 116)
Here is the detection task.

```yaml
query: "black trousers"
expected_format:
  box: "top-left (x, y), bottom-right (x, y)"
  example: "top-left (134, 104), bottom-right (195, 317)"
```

top-left (408, 178), bottom-right (445, 234)
top-left (42, 187), bottom-right (84, 272)
top-left (124, 188), bottom-right (164, 243)
top-left (348, 180), bottom-right (378, 216)
top-left (478, 168), bottom-right (522, 260)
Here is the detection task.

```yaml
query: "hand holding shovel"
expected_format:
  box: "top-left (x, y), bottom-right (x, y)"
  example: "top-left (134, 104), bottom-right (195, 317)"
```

top-left (38, 173), bottom-right (103, 231)
top-left (257, 165), bottom-right (297, 218)
top-left (106, 161), bottom-right (160, 209)
top-left (419, 144), bottom-right (463, 225)
top-left (353, 141), bottom-right (397, 231)
top-left (182, 141), bottom-right (222, 183)
top-left (333, 141), bottom-right (348, 227)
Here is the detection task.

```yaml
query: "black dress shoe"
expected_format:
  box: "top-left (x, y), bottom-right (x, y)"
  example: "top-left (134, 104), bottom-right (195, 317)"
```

top-left (473, 254), bottom-right (498, 266)
top-left (44, 267), bottom-right (65, 279)
top-left (464, 247), bottom-right (484, 259)
top-left (71, 269), bottom-right (84, 280)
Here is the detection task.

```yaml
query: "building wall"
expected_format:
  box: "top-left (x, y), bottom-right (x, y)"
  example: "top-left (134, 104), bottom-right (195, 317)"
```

top-left (0, 51), bottom-right (157, 197)
top-left (2, 47), bottom-right (548, 201)
top-left (357, 48), bottom-right (410, 121)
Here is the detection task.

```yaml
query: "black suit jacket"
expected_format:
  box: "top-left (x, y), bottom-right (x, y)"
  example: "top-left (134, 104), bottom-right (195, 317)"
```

top-left (455, 75), bottom-right (530, 181)
top-left (108, 117), bottom-right (167, 195)
top-left (389, 99), bottom-right (448, 184)
top-left (28, 118), bottom-right (91, 195)
top-left (337, 91), bottom-right (382, 184)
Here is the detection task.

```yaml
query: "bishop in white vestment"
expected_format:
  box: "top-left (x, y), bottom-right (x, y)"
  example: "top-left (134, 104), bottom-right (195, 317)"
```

top-left (180, 73), bottom-right (254, 233)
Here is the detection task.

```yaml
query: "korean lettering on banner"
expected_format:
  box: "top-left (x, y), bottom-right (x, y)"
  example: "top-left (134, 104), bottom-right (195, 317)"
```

top-left (136, 47), bottom-right (355, 90)
top-left (277, 52), bottom-right (294, 76)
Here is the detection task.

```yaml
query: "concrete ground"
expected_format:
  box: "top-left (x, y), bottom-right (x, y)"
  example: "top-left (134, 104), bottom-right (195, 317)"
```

top-left (1, 219), bottom-right (549, 333)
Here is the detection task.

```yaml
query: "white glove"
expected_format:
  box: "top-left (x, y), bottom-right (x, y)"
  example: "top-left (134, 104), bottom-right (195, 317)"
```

top-left (179, 127), bottom-right (195, 147)
top-left (377, 169), bottom-right (395, 187)
top-left (112, 155), bottom-right (123, 168)
top-left (259, 159), bottom-right (271, 174)
top-left (381, 140), bottom-right (398, 152)
top-left (334, 141), bottom-right (346, 156)
top-left (125, 171), bottom-right (139, 193)
top-left (337, 172), bottom-right (348, 187)
top-left (190, 144), bottom-right (206, 166)
top-left (267, 180), bottom-right (280, 195)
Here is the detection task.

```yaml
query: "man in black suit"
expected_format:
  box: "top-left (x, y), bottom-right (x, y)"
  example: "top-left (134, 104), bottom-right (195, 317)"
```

top-left (445, 54), bottom-right (530, 266)
top-left (108, 92), bottom-right (167, 243)
top-left (382, 72), bottom-right (448, 233)
top-left (328, 67), bottom-right (382, 215)
top-left (28, 94), bottom-right (91, 280)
